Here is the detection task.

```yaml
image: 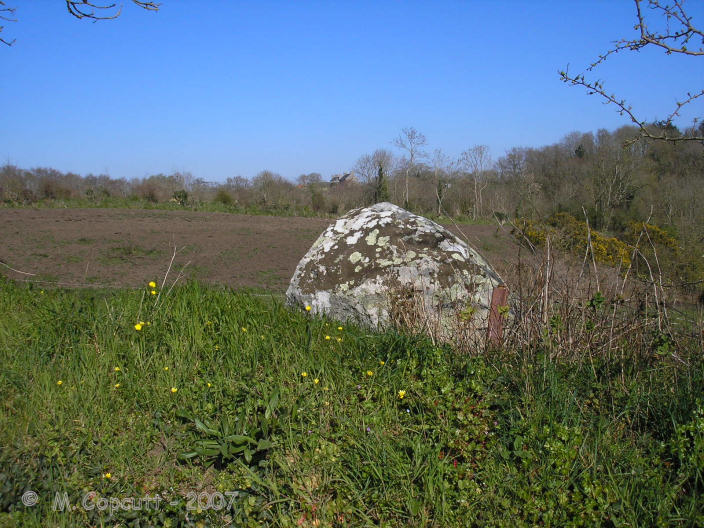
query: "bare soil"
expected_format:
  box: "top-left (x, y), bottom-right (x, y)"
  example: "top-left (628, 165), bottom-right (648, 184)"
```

top-left (0, 208), bottom-right (519, 292)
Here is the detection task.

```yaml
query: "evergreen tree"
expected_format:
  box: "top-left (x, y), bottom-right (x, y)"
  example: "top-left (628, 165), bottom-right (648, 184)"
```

top-left (375, 163), bottom-right (390, 203)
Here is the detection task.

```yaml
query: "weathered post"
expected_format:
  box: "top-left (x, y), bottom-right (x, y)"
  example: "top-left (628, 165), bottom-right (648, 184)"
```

top-left (487, 284), bottom-right (509, 347)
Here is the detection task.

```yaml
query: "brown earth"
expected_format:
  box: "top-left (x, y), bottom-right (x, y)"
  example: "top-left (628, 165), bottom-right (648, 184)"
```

top-left (0, 208), bottom-right (520, 293)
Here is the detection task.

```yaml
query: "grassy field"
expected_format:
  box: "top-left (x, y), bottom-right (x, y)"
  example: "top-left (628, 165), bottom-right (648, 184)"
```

top-left (1, 276), bottom-right (703, 527)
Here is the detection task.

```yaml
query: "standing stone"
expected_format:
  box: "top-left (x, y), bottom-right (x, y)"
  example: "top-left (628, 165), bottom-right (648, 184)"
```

top-left (286, 202), bottom-right (504, 337)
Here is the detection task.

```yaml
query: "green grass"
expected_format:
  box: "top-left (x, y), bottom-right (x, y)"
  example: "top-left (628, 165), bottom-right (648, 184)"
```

top-left (0, 277), bottom-right (702, 527)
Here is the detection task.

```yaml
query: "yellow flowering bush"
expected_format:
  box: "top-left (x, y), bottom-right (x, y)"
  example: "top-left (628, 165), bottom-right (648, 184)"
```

top-left (514, 213), bottom-right (632, 268)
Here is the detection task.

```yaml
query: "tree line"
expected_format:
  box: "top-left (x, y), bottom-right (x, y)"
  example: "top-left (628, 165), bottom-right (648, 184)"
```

top-left (3, 123), bottom-right (702, 226)
top-left (2, 122), bottom-right (703, 260)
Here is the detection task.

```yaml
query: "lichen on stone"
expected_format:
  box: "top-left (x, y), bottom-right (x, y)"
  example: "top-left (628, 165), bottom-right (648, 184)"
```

top-left (286, 202), bottom-right (503, 336)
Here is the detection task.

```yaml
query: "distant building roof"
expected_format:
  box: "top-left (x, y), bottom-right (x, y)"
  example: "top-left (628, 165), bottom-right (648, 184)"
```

top-left (330, 172), bottom-right (357, 185)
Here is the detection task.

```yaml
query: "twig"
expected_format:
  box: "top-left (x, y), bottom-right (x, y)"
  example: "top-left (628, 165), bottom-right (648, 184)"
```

top-left (0, 259), bottom-right (36, 276)
top-left (542, 236), bottom-right (551, 326)
top-left (582, 207), bottom-right (600, 292)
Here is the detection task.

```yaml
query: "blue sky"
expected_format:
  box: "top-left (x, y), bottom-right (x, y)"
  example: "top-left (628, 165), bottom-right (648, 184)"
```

top-left (1, 1), bottom-right (701, 182)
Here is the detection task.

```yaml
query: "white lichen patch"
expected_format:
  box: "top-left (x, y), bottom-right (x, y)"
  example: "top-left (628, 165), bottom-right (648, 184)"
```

top-left (349, 251), bottom-right (363, 264)
top-left (346, 232), bottom-right (363, 245)
top-left (365, 229), bottom-right (379, 246)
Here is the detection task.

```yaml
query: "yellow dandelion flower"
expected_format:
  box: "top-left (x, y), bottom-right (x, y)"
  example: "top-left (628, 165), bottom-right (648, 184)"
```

top-left (241, 327), bottom-right (247, 332)
top-left (301, 372), bottom-right (308, 378)
top-left (103, 472), bottom-right (112, 479)
top-left (148, 281), bottom-right (156, 288)
top-left (325, 335), bottom-right (331, 340)
top-left (336, 337), bottom-right (342, 342)
top-left (207, 382), bottom-right (212, 388)
top-left (146, 321), bottom-right (151, 326)
top-left (150, 290), bottom-right (157, 295)
top-left (305, 305), bottom-right (311, 312)
top-left (114, 366), bottom-right (121, 372)
top-left (134, 323), bottom-right (143, 331)
top-left (314, 378), bottom-right (320, 384)
top-left (57, 380), bottom-right (63, 386)
top-left (171, 387), bottom-right (178, 393)
top-left (379, 360), bottom-right (385, 366)
top-left (366, 370), bottom-right (374, 377)
top-left (139, 321), bottom-right (145, 325)
top-left (114, 383), bottom-right (120, 389)
top-left (398, 390), bottom-right (406, 399)
top-left (164, 366), bottom-right (169, 371)
top-left (337, 326), bottom-right (343, 331)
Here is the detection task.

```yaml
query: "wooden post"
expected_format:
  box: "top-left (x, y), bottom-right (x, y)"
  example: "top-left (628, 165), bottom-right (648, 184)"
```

top-left (487, 284), bottom-right (509, 348)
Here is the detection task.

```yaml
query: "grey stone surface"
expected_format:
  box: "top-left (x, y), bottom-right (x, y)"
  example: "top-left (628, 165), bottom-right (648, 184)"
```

top-left (286, 202), bottom-right (503, 333)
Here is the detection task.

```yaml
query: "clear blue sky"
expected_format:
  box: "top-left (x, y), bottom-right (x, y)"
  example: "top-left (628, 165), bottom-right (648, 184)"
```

top-left (1, 1), bottom-right (701, 182)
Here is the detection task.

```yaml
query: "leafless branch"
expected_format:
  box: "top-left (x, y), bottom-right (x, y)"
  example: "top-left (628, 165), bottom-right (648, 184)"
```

top-left (1, 1), bottom-right (160, 47)
top-left (65, 1), bottom-right (159, 20)
top-left (561, 0), bottom-right (703, 143)
top-left (0, 1), bottom-right (16, 46)
top-left (634, 0), bottom-right (704, 56)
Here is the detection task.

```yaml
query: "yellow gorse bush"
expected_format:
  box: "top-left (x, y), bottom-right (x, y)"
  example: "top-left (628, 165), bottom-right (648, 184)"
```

top-left (514, 212), bottom-right (634, 268)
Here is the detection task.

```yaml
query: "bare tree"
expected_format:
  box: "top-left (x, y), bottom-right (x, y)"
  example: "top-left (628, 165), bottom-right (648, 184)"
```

top-left (353, 149), bottom-right (394, 185)
top-left (297, 173), bottom-right (322, 186)
top-left (560, 0), bottom-right (703, 142)
top-left (459, 145), bottom-right (491, 219)
top-left (431, 148), bottom-right (450, 215)
top-left (496, 147), bottom-right (529, 181)
top-left (393, 127), bottom-right (427, 208)
top-left (353, 154), bottom-right (376, 186)
top-left (1, 1), bottom-right (160, 46)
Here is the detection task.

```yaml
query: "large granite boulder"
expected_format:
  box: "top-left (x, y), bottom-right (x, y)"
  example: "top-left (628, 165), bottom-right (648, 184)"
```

top-left (286, 202), bottom-right (503, 335)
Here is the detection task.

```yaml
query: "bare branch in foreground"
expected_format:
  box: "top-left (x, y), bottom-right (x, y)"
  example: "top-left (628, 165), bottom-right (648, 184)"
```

top-left (561, 0), bottom-right (703, 143)
top-left (65, 1), bottom-right (159, 20)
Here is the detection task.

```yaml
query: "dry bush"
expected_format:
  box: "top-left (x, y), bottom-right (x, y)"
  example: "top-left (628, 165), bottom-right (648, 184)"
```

top-left (500, 237), bottom-right (701, 364)
top-left (38, 178), bottom-right (74, 200)
top-left (386, 283), bottom-right (490, 352)
top-left (386, 237), bottom-right (702, 362)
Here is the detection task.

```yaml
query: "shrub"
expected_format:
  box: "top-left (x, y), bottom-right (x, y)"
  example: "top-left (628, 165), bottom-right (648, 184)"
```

top-left (214, 189), bottom-right (233, 205)
top-left (513, 212), bottom-right (632, 267)
top-left (310, 187), bottom-right (326, 212)
top-left (173, 189), bottom-right (188, 206)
